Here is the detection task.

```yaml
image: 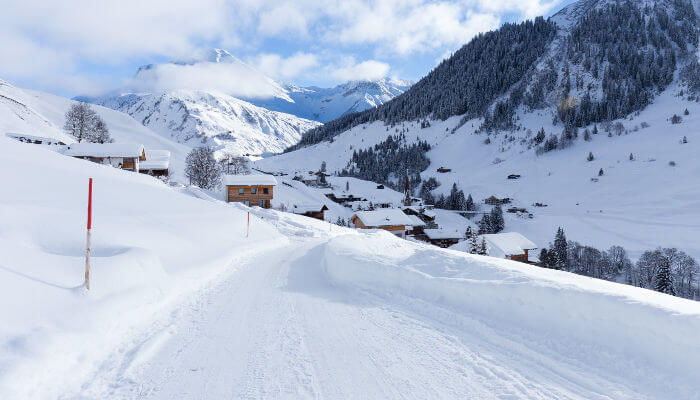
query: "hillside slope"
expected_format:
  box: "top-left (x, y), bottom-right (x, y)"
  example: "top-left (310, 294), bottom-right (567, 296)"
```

top-left (0, 79), bottom-right (191, 178)
top-left (1, 135), bottom-right (699, 398)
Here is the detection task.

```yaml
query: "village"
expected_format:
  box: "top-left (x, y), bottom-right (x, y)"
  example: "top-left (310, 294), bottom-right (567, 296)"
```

top-left (6, 131), bottom-right (538, 265)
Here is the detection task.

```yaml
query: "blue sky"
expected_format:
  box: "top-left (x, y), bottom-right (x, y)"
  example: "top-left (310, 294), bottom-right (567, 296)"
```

top-left (0, 0), bottom-right (575, 97)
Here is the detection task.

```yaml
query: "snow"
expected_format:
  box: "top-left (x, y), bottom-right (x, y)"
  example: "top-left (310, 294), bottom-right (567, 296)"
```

top-left (222, 174), bottom-right (278, 186)
top-left (352, 209), bottom-right (414, 227)
top-left (481, 232), bottom-right (538, 258)
top-left (423, 228), bottom-right (462, 240)
top-left (291, 203), bottom-right (327, 214)
top-left (140, 150), bottom-right (171, 170)
top-left (63, 142), bottom-right (145, 158)
top-left (0, 80), bottom-right (191, 181)
top-left (405, 214), bottom-right (426, 227)
top-left (1, 127), bottom-right (700, 398)
top-left (255, 87), bottom-right (700, 260)
top-left (323, 231), bottom-right (700, 399)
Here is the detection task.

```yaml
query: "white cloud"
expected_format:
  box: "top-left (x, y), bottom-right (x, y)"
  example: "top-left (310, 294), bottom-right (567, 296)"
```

top-left (331, 59), bottom-right (391, 81)
top-left (0, 0), bottom-right (567, 94)
top-left (253, 52), bottom-right (319, 80)
top-left (126, 61), bottom-right (280, 99)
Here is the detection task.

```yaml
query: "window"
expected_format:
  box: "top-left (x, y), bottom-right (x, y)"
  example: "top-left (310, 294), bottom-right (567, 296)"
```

top-left (243, 201), bottom-right (250, 207)
top-left (260, 200), bottom-right (266, 207)
top-left (238, 188), bottom-right (244, 194)
top-left (251, 187), bottom-right (257, 194)
top-left (263, 187), bottom-right (269, 194)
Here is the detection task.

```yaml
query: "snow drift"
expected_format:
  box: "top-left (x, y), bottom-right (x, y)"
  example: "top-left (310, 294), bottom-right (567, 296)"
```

top-left (323, 231), bottom-right (700, 398)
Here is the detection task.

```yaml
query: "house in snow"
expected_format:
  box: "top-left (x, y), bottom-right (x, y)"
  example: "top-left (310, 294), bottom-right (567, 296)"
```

top-left (481, 232), bottom-right (537, 263)
top-left (291, 204), bottom-right (329, 221)
top-left (139, 149), bottom-right (171, 177)
top-left (6, 132), bottom-right (68, 146)
top-left (224, 174), bottom-right (277, 208)
top-left (351, 209), bottom-right (415, 238)
top-left (404, 214), bottom-right (426, 236)
top-left (424, 229), bottom-right (462, 248)
top-left (64, 143), bottom-right (146, 172)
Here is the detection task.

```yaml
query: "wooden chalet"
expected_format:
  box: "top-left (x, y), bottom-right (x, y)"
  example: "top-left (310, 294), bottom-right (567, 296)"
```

top-left (404, 214), bottom-right (426, 236)
top-left (481, 232), bottom-right (537, 263)
top-left (351, 209), bottom-right (415, 239)
top-left (223, 174), bottom-right (277, 208)
top-left (484, 195), bottom-right (512, 205)
top-left (291, 204), bottom-right (329, 221)
top-left (139, 150), bottom-right (171, 177)
top-left (423, 229), bottom-right (462, 248)
top-left (64, 143), bottom-right (146, 172)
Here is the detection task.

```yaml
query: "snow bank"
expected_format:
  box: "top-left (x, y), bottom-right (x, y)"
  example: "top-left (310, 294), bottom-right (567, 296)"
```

top-left (323, 231), bottom-right (700, 397)
top-left (0, 136), bottom-right (286, 398)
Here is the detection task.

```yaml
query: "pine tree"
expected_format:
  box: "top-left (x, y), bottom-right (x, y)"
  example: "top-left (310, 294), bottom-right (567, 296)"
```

top-left (587, 152), bottom-right (594, 161)
top-left (466, 194), bottom-right (475, 211)
top-left (552, 227), bottom-right (568, 270)
top-left (345, 181), bottom-right (350, 191)
top-left (654, 257), bottom-right (676, 295)
top-left (490, 205), bottom-right (505, 233)
top-left (584, 129), bottom-right (591, 141)
top-left (479, 238), bottom-right (488, 256)
top-left (683, 136), bottom-right (688, 144)
top-left (478, 213), bottom-right (492, 234)
top-left (592, 124), bottom-right (599, 135)
top-left (629, 153), bottom-right (634, 161)
top-left (598, 168), bottom-right (604, 176)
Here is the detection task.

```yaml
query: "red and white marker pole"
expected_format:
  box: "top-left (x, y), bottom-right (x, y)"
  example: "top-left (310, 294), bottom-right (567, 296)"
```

top-left (85, 178), bottom-right (93, 290)
top-left (246, 211), bottom-right (250, 238)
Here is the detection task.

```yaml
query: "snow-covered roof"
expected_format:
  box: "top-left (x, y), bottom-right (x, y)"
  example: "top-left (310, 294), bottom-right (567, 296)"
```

top-left (64, 143), bottom-right (145, 158)
top-left (140, 149), bottom-right (171, 170)
top-left (406, 215), bottom-right (426, 227)
top-left (424, 229), bottom-right (462, 240)
top-left (223, 174), bottom-right (278, 186)
top-left (292, 204), bottom-right (328, 214)
top-left (481, 232), bottom-right (537, 258)
top-left (6, 132), bottom-right (68, 144)
top-left (353, 209), bottom-right (414, 227)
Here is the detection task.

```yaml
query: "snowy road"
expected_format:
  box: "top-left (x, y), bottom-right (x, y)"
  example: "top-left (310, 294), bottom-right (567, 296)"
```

top-left (70, 236), bottom-right (659, 399)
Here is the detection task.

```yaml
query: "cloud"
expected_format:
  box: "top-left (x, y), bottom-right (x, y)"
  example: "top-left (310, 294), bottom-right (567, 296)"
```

top-left (126, 61), bottom-right (281, 99)
top-left (331, 59), bottom-right (391, 81)
top-left (252, 52), bottom-right (319, 81)
top-left (0, 0), bottom-right (567, 94)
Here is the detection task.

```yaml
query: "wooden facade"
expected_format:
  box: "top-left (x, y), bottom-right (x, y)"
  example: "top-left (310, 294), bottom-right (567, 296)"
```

top-left (351, 215), bottom-right (406, 234)
top-left (508, 249), bottom-right (530, 263)
top-left (226, 185), bottom-right (274, 208)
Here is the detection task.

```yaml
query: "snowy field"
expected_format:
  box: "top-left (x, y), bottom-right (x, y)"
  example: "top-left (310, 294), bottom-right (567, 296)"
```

top-left (1, 132), bottom-right (700, 399)
top-left (256, 87), bottom-right (700, 260)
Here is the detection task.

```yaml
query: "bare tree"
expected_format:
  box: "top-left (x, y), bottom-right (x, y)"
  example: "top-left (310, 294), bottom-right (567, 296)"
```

top-left (63, 102), bottom-right (112, 143)
top-left (219, 152), bottom-right (250, 175)
top-left (185, 146), bottom-right (221, 189)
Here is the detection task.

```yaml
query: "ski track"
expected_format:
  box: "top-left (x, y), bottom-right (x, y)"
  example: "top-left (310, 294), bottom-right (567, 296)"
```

top-left (71, 235), bottom-right (656, 399)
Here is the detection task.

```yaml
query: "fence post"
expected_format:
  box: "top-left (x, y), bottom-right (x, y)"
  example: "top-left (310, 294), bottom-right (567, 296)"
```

top-left (246, 211), bottom-right (250, 238)
top-left (85, 178), bottom-right (93, 290)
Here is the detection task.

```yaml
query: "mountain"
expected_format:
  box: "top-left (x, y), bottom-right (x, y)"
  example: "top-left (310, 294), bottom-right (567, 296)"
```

top-left (289, 0), bottom-right (699, 150)
top-left (82, 49), bottom-right (410, 156)
top-left (246, 78), bottom-right (412, 123)
top-left (88, 89), bottom-right (320, 156)
top-left (257, 0), bottom-right (700, 261)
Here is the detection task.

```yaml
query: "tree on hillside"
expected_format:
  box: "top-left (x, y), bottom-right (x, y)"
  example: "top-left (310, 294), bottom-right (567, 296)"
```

top-left (185, 146), bottom-right (221, 189)
top-left (219, 152), bottom-right (250, 175)
top-left (552, 227), bottom-right (568, 270)
top-left (587, 152), bottom-right (594, 161)
top-left (465, 194), bottom-right (475, 211)
top-left (655, 257), bottom-right (676, 296)
top-left (63, 102), bottom-right (112, 143)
